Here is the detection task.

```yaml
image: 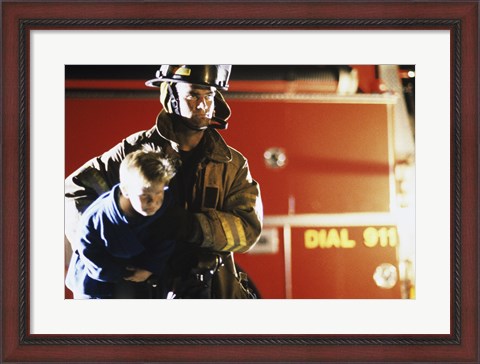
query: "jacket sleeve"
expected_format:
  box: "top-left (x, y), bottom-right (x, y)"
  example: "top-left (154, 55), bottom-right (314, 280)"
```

top-left (74, 221), bottom-right (130, 283)
top-left (196, 158), bottom-right (263, 253)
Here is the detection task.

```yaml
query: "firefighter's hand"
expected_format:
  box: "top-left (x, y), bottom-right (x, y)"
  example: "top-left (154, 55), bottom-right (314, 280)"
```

top-left (123, 267), bottom-right (152, 282)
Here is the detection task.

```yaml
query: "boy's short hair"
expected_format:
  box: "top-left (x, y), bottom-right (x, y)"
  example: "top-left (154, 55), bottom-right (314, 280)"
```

top-left (119, 145), bottom-right (176, 187)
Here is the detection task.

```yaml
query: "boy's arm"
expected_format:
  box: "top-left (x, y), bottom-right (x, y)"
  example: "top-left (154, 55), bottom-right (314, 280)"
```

top-left (74, 228), bottom-right (131, 283)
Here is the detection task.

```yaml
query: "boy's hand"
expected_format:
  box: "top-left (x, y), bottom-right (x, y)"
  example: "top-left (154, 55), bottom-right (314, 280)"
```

top-left (123, 267), bottom-right (152, 282)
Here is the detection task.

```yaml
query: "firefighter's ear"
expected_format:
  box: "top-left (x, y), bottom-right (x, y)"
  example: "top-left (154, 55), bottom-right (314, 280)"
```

top-left (160, 82), bottom-right (174, 113)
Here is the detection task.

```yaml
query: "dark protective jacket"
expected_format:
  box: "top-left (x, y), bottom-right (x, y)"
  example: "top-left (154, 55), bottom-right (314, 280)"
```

top-left (65, 109), bottom-right (263, 298)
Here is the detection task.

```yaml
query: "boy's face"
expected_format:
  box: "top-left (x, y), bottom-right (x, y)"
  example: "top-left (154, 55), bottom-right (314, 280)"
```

top-left (122, 172), bottom-right (167, 217)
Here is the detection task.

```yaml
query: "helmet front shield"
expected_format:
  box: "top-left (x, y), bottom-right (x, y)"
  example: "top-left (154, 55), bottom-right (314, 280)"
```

top-left (146, 65), bottom-right (232, 91)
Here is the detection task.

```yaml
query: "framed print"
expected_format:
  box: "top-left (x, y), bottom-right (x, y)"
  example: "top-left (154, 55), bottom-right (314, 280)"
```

top-left (2, 1), bottom-right (478, 362)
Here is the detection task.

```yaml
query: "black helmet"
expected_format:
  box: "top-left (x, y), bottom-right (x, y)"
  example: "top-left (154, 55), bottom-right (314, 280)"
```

top-left (145, 65), bottom-right (232, 91)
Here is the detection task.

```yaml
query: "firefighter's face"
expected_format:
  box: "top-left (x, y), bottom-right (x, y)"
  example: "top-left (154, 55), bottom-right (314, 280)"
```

top-left (175, 83), bottom-right (216, 129)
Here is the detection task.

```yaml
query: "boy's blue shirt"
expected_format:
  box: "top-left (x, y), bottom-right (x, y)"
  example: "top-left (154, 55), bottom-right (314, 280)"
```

top-left (65, 184), bottom-right (175, 298)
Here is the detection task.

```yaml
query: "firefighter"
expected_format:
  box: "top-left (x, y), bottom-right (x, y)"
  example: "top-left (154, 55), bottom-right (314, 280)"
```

top-left (65, 65), bottom-right (263, 298)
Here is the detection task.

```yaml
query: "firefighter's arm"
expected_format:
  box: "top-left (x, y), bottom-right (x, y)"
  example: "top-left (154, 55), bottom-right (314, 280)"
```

top-left (64, 143), bottom-right (127, 243)
top-left (196, 161), bottom-right (263, 253)
top-left (65, 164), bottom-right (110, 243)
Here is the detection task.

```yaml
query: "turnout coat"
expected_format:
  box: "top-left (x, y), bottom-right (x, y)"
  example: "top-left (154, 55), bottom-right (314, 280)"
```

top-left (65, 110), bottom-right (263, 298)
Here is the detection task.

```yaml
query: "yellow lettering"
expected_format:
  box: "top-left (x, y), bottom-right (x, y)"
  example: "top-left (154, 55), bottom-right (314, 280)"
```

top-left (363, 227), bottom-right (398, 248)
top-left (305, 227), bottom-right (399, 250)
top-left (363, 227), bottom-right (378, 247)
top-left (340, 228), bottom-right (356, 248)
top-left (379, 227), bottom-right (388, 247)
top-left (388, 227), bottom-right (398, 247)
top-left (326, 229), bottom-right (341, 248)
top-left (319, 229), bottom-right (327, 248)
top-left (304, 229), bottom-right (318, 249)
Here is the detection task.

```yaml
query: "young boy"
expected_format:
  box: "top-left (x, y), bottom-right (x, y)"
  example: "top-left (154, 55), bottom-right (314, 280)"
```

top-left (65, 146), bottom-right (177, 299)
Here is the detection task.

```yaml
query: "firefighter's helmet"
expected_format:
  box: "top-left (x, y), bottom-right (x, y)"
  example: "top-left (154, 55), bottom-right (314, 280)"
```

top-left (145, 65), bottom-right (232, 91)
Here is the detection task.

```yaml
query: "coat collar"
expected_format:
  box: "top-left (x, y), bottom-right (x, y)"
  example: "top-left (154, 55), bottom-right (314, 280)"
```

top-left (154, 110), bottom-right (232, 163)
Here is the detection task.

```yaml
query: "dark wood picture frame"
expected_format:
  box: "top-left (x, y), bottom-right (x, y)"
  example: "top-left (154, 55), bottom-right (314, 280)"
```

top-left (2, 1), bottom-right (478, 362)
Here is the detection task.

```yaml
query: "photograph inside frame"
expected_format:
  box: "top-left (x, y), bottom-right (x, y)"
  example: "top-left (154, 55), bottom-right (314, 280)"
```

top-left (64, 64), bottom-right (416, 300)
